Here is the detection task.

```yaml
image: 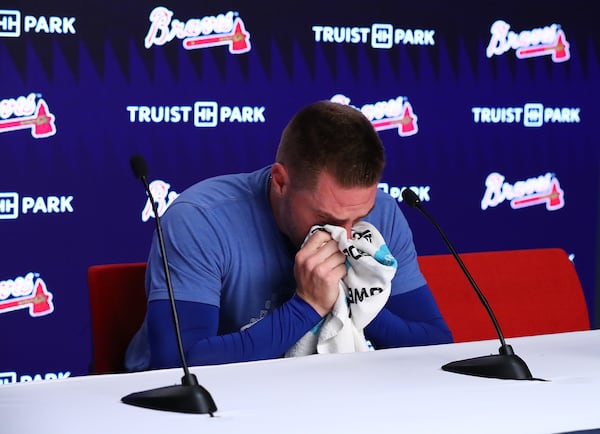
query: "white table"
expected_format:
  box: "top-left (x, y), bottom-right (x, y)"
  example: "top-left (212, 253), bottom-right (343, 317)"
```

top-left (2, 330), bottom-right (599, 434)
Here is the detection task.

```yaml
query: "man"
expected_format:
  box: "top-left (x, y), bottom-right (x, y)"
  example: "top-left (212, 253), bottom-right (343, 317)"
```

top-left (125, 100), bottom-right (452, 370)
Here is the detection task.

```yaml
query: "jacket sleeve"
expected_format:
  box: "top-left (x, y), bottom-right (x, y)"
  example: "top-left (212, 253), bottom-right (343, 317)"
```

top-left (364, 284), bottom-right (454, 348)
top-left (147, 293), bottom-right (322, 368)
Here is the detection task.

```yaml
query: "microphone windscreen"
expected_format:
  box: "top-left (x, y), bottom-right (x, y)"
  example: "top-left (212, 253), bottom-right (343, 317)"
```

top-left (401, 188), bottom-right (421, 208)
top-left (130, 155), bottom-right (149, 179)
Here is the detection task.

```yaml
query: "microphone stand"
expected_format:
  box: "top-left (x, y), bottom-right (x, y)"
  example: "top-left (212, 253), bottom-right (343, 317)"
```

top-left (122, 155), bottom-right (218, 414)
top-left (402, 188), bottom-right (534, 380)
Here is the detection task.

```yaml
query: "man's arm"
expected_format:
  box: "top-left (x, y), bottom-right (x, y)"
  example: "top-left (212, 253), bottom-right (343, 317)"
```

top-left (145, 210), bottom-right (343, 368)
top-left (361, 192), bottom-right (453, 348)
top-left (364, 284), bottom-right (453, 348)
top-left (147, 293), bottom-right (322, 368)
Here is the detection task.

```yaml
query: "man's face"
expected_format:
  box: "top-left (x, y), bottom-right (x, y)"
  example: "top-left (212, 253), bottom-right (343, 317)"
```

top-left (276, 169), bottom-right (377, 247)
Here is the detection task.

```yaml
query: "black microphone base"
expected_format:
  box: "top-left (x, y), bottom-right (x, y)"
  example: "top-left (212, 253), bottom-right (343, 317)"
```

top-left (442, 353), bottom-right (533, 380)
top-left (122, 382), bottom-right (217, 415)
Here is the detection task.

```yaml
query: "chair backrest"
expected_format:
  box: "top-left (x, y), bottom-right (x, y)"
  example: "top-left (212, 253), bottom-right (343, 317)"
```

top-left (417, 248), bottom-right (590, 343)
top-left (87, 262), bottom-right (147, 374)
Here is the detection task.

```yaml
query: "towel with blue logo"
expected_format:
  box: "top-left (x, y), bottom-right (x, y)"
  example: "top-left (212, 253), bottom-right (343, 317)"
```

top-left (285, 221), bottom-right (397, 356)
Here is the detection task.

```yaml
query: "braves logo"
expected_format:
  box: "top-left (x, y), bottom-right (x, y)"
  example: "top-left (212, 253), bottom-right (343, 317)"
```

top-left (481, 172), bottom-right (565, 211)
top-left (331, 94), bottom-right (418, 137)
top-left (486, 20), bottom-right (570, 63)
top-left (0, 99), bottom-right (56, 138)
top-left (0, 275), bottom-right (54, 317)
top-left (145, 7), bottom-right (251, 54)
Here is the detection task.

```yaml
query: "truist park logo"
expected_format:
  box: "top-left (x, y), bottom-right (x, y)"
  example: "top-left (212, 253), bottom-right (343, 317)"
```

top-left (144, 7), bottom-right (251, 54)
top-left (127, 101), bottom-right (265, 127)
top-left (0, 93), bottom-right (56, 139)
top-left (0, 272), bottom-right (54, 318)
top-left (486, 20), bottom-right (570, 63)
top-left (1, 370), bottom-right (70, 385)
top-left (331, 94), bottom-right (418, 137)
top-left (312, 23), bottom-right (435, 48)
top-left (0, 9), bottom-right (77, 37)
top-left (378, 182), bottom-right (431, 204)
top-left (481, 172), bottom-right (565, 211)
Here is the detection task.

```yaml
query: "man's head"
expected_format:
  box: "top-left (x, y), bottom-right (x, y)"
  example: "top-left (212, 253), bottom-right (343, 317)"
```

top-left (275, 100), bottom-right (385, 190)
top-left (270, 100), bottom-right (385, 245)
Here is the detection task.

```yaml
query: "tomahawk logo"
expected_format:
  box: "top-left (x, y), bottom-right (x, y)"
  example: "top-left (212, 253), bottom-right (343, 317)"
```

top-left (486, 20), bottom-right (570, 63)
top-left (0, 93), bottom-right (56, 138)
top-left (0, 272), bottom-right (54, 318)
top-left (331, 94), bottom-right (418, 137)
top-left (481, 172), bottom-right (565, 211)
top-left (144, 7), bottom-right (251, 54)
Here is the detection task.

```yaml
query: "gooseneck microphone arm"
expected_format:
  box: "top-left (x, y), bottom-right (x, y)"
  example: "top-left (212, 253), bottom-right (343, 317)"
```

top-left (401, 188), bottom-right (534, 380)
top-left (404, 190), bottom-right (508, 348)
top-left (129, 156), bottom-right (191, 379)
top-left (122, 155), bottom-right (218, 414)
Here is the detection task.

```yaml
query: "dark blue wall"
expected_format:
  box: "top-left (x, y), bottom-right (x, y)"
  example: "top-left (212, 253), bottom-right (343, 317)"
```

top-left (0, 0), bottom-right (597, 382)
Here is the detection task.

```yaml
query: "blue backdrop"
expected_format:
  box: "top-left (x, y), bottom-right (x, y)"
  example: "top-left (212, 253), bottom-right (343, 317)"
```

top-left (0, 0), bottom-right (598, 382)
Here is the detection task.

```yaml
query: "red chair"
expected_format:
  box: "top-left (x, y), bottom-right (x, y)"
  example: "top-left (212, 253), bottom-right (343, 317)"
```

top-left (87, 262), bottom-right (147, 374)
top-left (418, 248), bottom-right (590, 343)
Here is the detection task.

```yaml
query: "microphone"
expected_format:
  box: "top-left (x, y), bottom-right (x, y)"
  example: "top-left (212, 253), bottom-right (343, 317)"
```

top-left (401, 188), bottom-right (534, 380)
top-left (130, 154), bottom-right (149, 180)
top-left (121, 154), bottom-right (218, 414)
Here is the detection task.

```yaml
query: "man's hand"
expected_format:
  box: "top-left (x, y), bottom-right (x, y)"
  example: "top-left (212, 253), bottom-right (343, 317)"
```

top-left (294, 229), bottom-right (346, 316)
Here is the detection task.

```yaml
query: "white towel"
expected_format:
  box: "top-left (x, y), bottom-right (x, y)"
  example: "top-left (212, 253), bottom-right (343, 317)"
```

top-left (285, 221), bottom-right (397, 357)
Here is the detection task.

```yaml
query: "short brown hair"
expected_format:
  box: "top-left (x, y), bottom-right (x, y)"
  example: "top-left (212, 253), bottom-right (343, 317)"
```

top-left (276, 100), bottom-right (385, 190)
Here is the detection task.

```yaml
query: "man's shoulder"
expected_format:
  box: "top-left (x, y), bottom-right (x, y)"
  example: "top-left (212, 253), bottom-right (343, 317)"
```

top-left (372, 188), bottom-right (401, 215)
top-left (375, 187), bottom-right (398, 204)
top-left (367, 188), bottom-right (409, 234)
top-left (173, 166), bottom-right (271, 209)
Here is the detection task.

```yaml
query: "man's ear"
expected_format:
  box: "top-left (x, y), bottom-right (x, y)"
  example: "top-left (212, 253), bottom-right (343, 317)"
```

top-left (270, 163), bottom-right (289, 194)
